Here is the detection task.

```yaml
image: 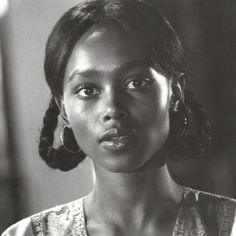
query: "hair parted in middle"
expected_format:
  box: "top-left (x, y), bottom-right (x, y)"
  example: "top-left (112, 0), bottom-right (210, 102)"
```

top-left (39, 0), bottom-right (211, 171)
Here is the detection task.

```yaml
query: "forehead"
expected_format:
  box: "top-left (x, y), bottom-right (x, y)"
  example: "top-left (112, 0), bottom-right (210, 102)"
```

top-left (64, 23), bottom-right (150, 79)
top-left (76, 22), bottom-right (148, 51)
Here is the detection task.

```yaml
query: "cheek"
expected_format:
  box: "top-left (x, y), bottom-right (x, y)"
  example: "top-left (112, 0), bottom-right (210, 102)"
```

top-left (136, 85), bottom-right (170, 126)
top-left (152, 87), bottom-right (170, 134)
top-left (147, 103), bottom-right (170, 142)
top-left (137, 86), bottom-right (171, 148)
top-left (64, 99), bottom-right (97, 153)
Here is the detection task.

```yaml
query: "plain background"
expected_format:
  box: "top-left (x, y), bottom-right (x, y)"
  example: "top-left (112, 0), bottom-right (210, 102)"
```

top-left (0, 0), bottom-right (236, 232)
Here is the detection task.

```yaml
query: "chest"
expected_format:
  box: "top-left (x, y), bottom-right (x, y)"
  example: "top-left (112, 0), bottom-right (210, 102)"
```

top-left (31, 190), bottom-right (236, 236)
top-left (86, 218), bottom-right (176, 236)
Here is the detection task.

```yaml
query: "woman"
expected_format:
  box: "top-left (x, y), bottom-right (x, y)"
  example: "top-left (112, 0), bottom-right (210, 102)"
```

top-left (2, 0), bottom-right (236, 235)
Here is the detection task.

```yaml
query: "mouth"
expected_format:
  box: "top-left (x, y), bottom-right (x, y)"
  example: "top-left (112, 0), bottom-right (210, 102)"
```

top-left (99, 128), bottom-right (136, 151)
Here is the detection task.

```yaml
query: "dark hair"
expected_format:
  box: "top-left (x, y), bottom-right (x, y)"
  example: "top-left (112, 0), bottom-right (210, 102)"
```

top-left (39, 0), bottom-right (211, 171)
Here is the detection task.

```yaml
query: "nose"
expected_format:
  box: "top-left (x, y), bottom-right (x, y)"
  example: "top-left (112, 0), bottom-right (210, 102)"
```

top-left (101, 89), bottom-right (128, 122)
top-left (103, 107), bottom-right (128, 122)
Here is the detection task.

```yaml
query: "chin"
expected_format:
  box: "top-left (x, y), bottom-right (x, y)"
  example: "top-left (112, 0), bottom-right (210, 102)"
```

top-left (97, 153), bottom-right (158, 173)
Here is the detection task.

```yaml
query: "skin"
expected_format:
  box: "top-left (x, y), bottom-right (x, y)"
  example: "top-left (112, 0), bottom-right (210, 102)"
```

top-left (61, 23), bottom-right (184, 236)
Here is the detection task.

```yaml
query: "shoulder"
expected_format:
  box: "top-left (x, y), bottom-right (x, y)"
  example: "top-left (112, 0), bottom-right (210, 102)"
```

top-left (1, 218), bottom-right (33, 236)
top-left (31, 198), bottom-right (85, 235)
top-left (181, 187), bottom-right (236, 235)
top-left (1, 198), bottom-right (85, 236)
top-left (184, 187), bottom-right (236, 209)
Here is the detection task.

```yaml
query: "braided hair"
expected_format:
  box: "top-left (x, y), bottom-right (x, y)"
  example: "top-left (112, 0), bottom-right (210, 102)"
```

top-left (38, 97), bottom-right (86, 171)
top-left (39, 0), bottom-right (211, 171)
top-left (166, 88), bottom-right (211, 161)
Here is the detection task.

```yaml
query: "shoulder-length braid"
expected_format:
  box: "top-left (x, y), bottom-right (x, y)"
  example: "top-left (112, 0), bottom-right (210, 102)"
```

top-left (38, 97), bottom-right (86, 171)
top-left (166, 87), bottom-right (212, 161)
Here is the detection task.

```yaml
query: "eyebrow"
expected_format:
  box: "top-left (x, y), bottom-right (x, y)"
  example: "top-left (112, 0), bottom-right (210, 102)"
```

top-left (67, 60), bottom-right (150, 82)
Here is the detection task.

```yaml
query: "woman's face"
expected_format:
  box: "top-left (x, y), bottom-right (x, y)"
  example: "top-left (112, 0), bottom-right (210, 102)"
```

top-left (62, 24), bottom-right (172, 172)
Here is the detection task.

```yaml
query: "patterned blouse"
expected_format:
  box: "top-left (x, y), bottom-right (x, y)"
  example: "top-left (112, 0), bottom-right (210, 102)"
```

top-left (2, 187), bottom-right (236, 236)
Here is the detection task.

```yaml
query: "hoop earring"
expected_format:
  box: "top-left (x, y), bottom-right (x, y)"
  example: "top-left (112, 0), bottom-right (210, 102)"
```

top-left (60, 126), bottom-right (80, 153)
top-left (170, 102), bottom-right (189, 137)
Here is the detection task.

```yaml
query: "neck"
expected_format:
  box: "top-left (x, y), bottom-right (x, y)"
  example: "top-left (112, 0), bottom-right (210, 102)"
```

top-left (85, 157), bottom-right (183, 225)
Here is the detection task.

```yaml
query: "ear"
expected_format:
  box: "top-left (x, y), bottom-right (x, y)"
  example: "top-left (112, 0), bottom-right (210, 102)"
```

top-left (54, 97), bottom-right (71, 127)
top-left (170, 73), bottom-right (185, 110)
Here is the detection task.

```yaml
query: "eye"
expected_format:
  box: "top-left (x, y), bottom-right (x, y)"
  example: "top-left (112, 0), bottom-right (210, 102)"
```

top-left (74, 84), bottom-right (100, 98)
top-left (125, 77), bottom-right (152, 90)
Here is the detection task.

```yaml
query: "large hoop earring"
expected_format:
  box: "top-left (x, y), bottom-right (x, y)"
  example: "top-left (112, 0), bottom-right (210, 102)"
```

top-left (170, 102), bottom-right (189, 137)
top-left (60, 126), bottom-right (80, 153)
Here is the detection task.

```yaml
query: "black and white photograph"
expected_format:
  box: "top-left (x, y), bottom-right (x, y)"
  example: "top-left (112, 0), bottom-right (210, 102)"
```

top-left (1, 0), bottom-right (236, 235)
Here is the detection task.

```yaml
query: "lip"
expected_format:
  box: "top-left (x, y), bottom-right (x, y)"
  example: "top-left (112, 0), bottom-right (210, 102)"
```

top-left (99, 128), bottom-right (136, 151)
